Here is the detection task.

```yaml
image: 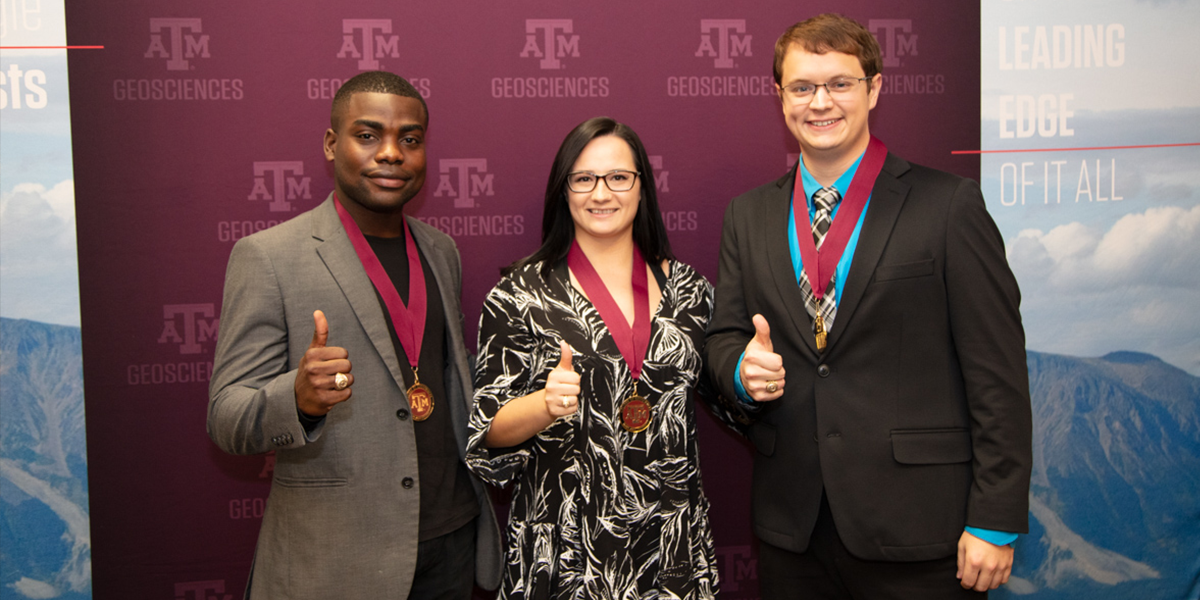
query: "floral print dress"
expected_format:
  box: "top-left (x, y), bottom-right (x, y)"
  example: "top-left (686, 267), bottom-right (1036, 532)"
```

top-left (467, 259), bottom-right (719, 600)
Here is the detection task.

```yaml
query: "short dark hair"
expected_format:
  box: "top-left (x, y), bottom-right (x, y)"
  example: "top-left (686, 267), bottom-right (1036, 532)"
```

top-left (507, 117), bottom-right (674, 278)
top-left (773, 13), bottom-right (883, 86)
top-left (330, 71), bottom-right (428, 129)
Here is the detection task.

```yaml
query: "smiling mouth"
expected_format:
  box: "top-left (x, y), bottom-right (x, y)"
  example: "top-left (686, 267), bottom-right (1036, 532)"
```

top-left (809, 119), bottom-right (840, 127)
top-left (368, 174), bottom-right (410, 187)
top-left (588, 208), bottom-right (617, 215)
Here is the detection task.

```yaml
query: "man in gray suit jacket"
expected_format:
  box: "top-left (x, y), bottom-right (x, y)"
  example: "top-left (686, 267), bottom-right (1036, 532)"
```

top-left (704, 14), bottom-right (1032, 599)
top-left (208, 71), bottom-right (500, 599)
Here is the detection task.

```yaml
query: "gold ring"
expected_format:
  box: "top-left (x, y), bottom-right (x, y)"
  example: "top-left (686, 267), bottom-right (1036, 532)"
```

top-left (766, 381), bottom-right (778, 394)
top-left (334, 373), bottom-right (349, 390)
top-left (562, 397), bottom-right (570, 408)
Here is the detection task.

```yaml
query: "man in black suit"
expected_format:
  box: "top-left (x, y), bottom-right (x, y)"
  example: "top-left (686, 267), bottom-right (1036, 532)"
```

top-left (704, 13), bottom-right (1032, 598)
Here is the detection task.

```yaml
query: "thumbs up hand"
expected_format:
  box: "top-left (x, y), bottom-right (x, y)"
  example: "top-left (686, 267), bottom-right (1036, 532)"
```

top-left (295, 310), bottom-right (353, 417)
top-left (545, 340), bottom-right (581, 418)
top-left (740, 314), bottom-right (785, 402)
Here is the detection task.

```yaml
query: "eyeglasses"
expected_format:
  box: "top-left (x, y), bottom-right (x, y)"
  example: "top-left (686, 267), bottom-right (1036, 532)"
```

top-left (566, 170), bottom-right (640, 193)
top-left (780, 77), bottom-right (872, 103)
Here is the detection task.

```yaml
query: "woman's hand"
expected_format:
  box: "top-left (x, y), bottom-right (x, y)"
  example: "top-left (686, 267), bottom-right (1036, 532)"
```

top-left (485, 339), bottom-right (581, 447)
top-left (544, 340), bottom-right (581, 418)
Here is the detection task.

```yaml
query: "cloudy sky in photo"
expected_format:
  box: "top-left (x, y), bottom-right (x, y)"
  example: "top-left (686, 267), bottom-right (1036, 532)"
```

top-left (980, 0), bottom-right (1200, 374)
top-left (1, 9), bottom-right (79, 326)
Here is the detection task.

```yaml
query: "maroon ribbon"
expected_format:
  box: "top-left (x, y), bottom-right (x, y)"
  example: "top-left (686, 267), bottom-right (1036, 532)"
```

top-left (334, 195), bottom-right (426, 370)
top-left (567, 240), bottom-right (651, 381)
top-left (792, 136), bottom-right (888, 300)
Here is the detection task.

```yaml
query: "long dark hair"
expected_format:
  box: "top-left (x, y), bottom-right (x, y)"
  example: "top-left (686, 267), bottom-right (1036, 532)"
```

top-left (506, 116), bottom-right (674, 277)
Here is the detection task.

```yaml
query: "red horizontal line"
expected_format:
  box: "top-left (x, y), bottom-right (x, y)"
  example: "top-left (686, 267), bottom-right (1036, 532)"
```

top-left (0, 45), bottom-right (104, 49)
top-left (953, 142), bottom-right (1200, 155)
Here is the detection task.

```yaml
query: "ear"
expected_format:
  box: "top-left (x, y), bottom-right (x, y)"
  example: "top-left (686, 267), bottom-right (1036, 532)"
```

top-left (867, 73), bottom-right (883, 110)
top-left (323, 128), bottom-right (337, 162)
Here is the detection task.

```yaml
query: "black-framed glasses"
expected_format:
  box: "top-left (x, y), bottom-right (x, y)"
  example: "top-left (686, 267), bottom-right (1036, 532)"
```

top-left (567, 170), bottom-right (640, 193)
top-left (780, 77), bottom-right (872, 102)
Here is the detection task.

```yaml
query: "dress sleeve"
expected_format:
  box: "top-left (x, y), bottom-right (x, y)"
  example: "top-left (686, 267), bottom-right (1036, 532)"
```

top-left (466, 277), bottom-right (540, 487)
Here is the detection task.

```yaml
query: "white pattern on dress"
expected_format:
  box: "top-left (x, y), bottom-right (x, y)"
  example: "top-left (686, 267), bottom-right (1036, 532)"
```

top-left (468, 259), bottom-right (719, 600)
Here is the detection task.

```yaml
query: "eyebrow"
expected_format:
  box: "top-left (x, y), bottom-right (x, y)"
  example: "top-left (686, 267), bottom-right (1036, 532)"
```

top-left (785, 74), bottom-right (863, 85)
top-left (350, 119), bottom-right (425, 134)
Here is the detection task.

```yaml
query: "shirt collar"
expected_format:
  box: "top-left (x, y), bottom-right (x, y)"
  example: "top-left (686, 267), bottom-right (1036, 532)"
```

top-left (798, 150), bottom-right (866, 208)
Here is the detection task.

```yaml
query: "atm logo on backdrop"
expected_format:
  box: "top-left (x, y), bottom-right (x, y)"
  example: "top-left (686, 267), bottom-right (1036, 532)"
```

top-left (145, 18), bottom-right (209, 71)
top-left (433, 159), bottom-right (494, 209)
top-left (869, 19), bottom-right (918, 68)
top-left (248, 161), bottom-right (312, 212)
top-left (127, 303), bottom-right (217, 385)
top-left (649, 156), bottom-right (669, 194)
top-left (175, 580), bottom-right (231, 600)
top-left (417, 158), bottom-right (524, 237)
top-left (696, 20), bottom-right (752, 69)
top-left (520, 19), bottom-right (580, 70)
top-left (116, 18), bottom-right (242, 100)
top-left (668, 18), bottom-right (772, 97)
top-left (868, 19), bottom-right (943, 95)
top-left (159, 304), bottom-right (218, 355)
top-left (307, 20), bottom-right (430, 101)
top-left (650, 155), bottom-right (697, 232)
top-left (492, 18), bottom-right (607, 98)
top-left (337, 19), bottom-right (400, 70)
top-left (716, 545), bottom-right (758, 595)
top-left (217, 161), bottom-right (312, 242)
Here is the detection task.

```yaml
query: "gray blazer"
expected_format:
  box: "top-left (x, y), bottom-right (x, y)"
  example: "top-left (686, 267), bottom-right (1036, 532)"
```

top-left (208, 195), bottom-right (501, 598)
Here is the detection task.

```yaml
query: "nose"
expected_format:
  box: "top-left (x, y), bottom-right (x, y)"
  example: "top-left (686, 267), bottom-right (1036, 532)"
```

top-left (591, 177), bottom-right (614, 200)
top-left (376, 136), bottom-right (402, 164)
top-left (809, 84), bottom-right (834, 109)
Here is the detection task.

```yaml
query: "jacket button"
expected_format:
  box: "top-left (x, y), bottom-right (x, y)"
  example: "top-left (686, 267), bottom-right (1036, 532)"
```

top-left (402, 477), bottom-right (414, 489)
top-left (817, 364), bottom-right (831, 377)
top-left (396, 408), bottom-right (409, 421)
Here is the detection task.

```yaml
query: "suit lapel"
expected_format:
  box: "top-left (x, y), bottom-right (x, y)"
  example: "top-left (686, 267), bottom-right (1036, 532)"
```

top-left (408, 218), bottom-right (469, 431)
top-left (310, 195), bottom-right (412, 393)
top-left (767, 168), bottom-right (822, 356)
top-left (408, 219), bottom-right (456, 351)
top-left (827, 153), bottom-right (911, 350)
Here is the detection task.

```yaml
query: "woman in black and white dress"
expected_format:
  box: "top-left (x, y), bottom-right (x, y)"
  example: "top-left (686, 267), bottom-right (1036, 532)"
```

top-left (467, 117), bottom-right (719, 599)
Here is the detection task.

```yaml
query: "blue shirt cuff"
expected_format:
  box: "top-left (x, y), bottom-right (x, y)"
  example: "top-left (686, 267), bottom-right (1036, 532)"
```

top-left (733, 350), bottom-right (754, 404)
top-left (965, 527), bottom-right (1018, 546)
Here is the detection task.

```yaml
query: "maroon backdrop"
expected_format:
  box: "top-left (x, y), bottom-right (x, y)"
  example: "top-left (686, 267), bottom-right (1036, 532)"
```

top-left (66, 2), bottom-right (978, 598)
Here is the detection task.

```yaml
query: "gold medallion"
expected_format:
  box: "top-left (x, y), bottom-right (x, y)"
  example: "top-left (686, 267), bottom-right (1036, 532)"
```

top-left (407, 382), bottom-right (434, 421)
top-left (619, 394), bottom-right (652, 433)
top-left (813, 314), bottom-right (827, 352)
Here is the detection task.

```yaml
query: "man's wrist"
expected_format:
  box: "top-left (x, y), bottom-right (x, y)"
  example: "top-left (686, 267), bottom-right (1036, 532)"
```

top-left (733, 350), bottom-right (754, 404)
top-left (965, 526), bottom-right (1018, 546)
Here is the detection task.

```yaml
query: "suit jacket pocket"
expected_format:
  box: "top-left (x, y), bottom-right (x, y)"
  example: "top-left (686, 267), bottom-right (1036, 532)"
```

top-left (891, 428), bottom-right (971, 464)
top-left (874, 259), bottom-right (934, 282)
top-left (273, 475), bottom-right (348, 488)
top-left (750, 422), bottom-right (776, 456)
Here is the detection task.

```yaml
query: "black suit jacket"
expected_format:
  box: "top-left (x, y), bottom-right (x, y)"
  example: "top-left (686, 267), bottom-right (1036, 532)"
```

top-left (704, 152), bottom-right (1032, 562)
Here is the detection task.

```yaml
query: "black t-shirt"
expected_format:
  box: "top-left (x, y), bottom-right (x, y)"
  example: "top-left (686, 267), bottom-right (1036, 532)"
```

top-left (366, 230), bottom-right (479, 541)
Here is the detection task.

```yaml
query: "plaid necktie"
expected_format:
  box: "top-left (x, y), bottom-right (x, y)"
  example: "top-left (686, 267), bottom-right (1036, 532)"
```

top-left (798, 186), bottom-right (841, 329)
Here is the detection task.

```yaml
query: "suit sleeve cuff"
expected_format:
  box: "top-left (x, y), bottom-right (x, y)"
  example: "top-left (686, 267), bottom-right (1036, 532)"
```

top-left (965, 527), bottom-right (1018, 546)
top-left (297, 406), bottom-right (326, 440)
top-left (733, 350), bottom-right (754, 404)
